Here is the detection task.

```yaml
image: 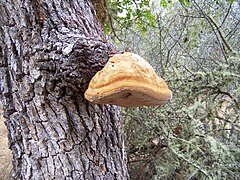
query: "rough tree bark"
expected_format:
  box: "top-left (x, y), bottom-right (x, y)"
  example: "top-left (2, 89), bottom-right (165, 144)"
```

top-left (0, 0), bottom-right (129, 179)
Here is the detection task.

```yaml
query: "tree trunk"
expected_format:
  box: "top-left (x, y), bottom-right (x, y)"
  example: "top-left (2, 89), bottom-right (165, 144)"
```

top-left (0, 0), bottom-right (129, 179)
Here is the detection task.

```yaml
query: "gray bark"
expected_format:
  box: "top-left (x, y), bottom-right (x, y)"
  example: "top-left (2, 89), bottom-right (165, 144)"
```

top-left (0, 0), bottom-right (128, 179)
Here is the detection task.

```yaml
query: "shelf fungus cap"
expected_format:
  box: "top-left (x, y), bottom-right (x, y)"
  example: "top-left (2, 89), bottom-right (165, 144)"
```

top-left (84, 52), bottom-right (172, 107)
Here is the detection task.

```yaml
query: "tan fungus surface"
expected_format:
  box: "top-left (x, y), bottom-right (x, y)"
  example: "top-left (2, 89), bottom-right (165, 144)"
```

top-left (85, 52), bottom-right (172, 107)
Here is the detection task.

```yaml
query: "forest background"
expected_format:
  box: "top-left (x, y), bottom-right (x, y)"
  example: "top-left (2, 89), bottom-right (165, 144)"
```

top-left (0, 0), bottom-right (239, 179)
top-left (104, 0), bottom-right (240, 179)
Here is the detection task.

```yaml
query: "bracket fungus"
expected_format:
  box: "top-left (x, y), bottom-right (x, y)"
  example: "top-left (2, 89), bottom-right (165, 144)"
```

top-left (84, 52), bottom-right (172, 107)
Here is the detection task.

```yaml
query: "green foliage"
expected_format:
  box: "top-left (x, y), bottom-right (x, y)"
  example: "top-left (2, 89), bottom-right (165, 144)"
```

top-left (160, 0), bottom-right (173, 7)
top-left (179, 0), bottom-right (191, 6)
top-left (105, 0), bottom-right (156, 35)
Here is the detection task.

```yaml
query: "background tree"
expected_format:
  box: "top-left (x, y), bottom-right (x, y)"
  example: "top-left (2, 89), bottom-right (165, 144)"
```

top-left (0, 0), bottom-right (129, 179)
